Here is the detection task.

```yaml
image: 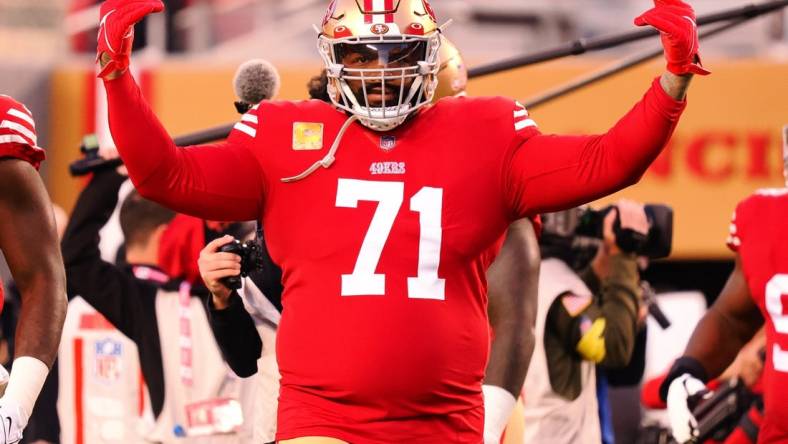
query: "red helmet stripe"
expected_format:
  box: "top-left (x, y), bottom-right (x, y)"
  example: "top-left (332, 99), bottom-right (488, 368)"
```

top-left (384, 0), bottom-right (394, 22)
top-left (364, 0), bottom-right (373, 23)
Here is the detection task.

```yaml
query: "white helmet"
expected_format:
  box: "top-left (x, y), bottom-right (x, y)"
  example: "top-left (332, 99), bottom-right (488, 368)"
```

top-left (317, 0), bottom-right (443, 131)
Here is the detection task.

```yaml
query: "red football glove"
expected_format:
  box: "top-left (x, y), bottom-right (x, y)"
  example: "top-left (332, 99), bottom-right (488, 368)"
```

top-left (634, 0), bottom-right (710, 76)
top-left (96, 0), bottom-right (164, 79)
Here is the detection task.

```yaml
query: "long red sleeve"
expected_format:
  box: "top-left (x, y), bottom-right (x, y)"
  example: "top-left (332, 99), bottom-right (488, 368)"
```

top-left (104, 73), bottom-right (265, 221)
top-left (506, 77), bottom-right (686, 217)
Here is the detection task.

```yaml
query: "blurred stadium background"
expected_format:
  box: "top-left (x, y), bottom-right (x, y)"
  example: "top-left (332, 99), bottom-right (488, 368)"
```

top-left (0, 1), bottom-right (786, 441)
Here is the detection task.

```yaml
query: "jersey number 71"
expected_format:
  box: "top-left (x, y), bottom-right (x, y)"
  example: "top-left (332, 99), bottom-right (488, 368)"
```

top-left (336, 179), bottom-right (446, 300)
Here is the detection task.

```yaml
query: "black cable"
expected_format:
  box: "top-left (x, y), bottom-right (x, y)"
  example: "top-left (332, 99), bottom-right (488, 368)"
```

top-left (468, 0), bottom-right (788, 79)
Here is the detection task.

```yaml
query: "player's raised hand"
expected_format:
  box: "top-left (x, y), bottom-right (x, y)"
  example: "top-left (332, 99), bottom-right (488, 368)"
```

top-left (0, 398), bottom-right (25, 444)
top-left (96, 0), bottom-right (164, 79)
top-left (635, 0), bottom-right (710, 76)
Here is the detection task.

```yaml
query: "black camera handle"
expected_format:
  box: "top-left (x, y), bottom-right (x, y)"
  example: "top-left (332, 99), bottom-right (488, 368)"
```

top-left (219, 218), bottom-right (266, 291)
top-left (693, 379), bottom-right (751, 443)
top-left (641, 282), bottom-right (672, 330)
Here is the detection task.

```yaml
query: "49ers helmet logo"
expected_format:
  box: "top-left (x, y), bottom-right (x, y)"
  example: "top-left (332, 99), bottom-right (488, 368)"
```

top-left (370, 23), bottom-right (389, 34)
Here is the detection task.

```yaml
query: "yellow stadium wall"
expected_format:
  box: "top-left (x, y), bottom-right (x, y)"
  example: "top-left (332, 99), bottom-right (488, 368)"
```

top-left (47, 59), bottom-right (788, 259)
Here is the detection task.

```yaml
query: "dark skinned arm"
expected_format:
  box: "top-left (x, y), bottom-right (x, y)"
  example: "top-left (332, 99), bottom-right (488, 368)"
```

top-left (485, 218), bottom-right (541, 397)
top-left (684, 256), bottom-right (762, 377)
top-left (659, 255), bottom-right (763, 400)
top-left (0, 159), bottom-right (66, 368)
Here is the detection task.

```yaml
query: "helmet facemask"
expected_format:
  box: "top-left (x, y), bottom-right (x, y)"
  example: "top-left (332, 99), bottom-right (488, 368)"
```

top-left (318, 33), bottom-right (441, 132)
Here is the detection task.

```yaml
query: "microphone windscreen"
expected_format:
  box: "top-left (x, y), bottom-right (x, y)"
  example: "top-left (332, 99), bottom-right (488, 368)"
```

top-left (233, 59), bottom-right (281, 105)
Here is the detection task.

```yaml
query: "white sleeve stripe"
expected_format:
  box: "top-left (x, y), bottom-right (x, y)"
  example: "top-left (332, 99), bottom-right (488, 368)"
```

top-left (514, 119), bottom-right (538, 131)
top-left (0, 120), bottom-right (36, 144)
top-left (513, 109), bottom-right (528, 118)
top-left (0, 134), bottom-right (34, 146)
top-left (233, 122), bottom-right (257, 138)
top-left (7, 109), bottom-right (35, 127)
top-left (241, 114), bottom-right (259, 124)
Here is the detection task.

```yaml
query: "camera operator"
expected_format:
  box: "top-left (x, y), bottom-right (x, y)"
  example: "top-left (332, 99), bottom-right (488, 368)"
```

top-left (521, 200), bottom-right (650, 443)
top-left (61, 151), bottom-right (260, 443)
top-left (198, 234), bottom-right (283, 444)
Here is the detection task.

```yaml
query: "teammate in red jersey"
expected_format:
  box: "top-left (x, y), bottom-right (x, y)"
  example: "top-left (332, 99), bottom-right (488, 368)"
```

top-left (97, 0), bottom-right (705, 441)
top-left (661, 128), bottom-right (788, 444)
top-left (0, 95), bottom-right (67, 443)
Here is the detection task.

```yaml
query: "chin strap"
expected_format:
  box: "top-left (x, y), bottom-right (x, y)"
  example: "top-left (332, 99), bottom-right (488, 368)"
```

top-left (281, 114), bottom-right (359, 183)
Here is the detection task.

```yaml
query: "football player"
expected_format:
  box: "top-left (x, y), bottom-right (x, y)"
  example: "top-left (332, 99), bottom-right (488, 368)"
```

top-left (97, 0), bottom-right (705, 441)
top-left (660, 128), bottom-right (788, 443)
top-left (0, 95), bottom-right (67, 443)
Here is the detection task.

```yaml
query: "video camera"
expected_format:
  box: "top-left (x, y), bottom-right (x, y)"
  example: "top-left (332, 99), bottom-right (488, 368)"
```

top-left (541, 204), bottom-right (673, 259)
top-left (637, 379), bottom-right (758, 444)
top-left (219, 239), bottom-right (265, 290)
top-left (541, 204), bottom-right (674, 329)
top-left (689, 378), bottom-right (757, 443)
top-left (69, 134), bottom-right (124, 177)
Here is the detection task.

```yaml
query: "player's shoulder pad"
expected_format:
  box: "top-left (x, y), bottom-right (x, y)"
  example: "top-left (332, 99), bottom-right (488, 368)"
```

top-left (726, 189), bottom-right (788, 251)
top-left (0, 94), bottom-right (28, 112)
top-left (256, 99), bottom-right (336, 116)
top-left (737, 188), bottom-right (788, 218)
top-left (0, 94), bottom-right (36, 130)
top-left (433, 95), bottom-right (515, 116)
top-left (229, 99), bottom-right (339, 143)
top-left (753, 187), bottom-right (788, 199)
top-left (0, 94), bottom-right (44, 168)
top-left (432, 96), bottom-right (539, 135)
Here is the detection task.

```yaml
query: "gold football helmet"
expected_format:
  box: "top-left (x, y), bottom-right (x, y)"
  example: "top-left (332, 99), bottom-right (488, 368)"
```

top-left (318, 0), bottom-right (443, 131)
top-left (434, 35), bottom-right (467, 101)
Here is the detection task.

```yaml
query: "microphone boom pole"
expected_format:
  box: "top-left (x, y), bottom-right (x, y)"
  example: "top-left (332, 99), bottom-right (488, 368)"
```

top-left (173, 124), bottom-right (236, 146)
top-left (524, 17), bottom-right (751, 109)
top-left (468, 0), bottom-right (788, 79)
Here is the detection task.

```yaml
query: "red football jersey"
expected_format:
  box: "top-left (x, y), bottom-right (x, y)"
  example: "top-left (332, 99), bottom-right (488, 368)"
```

top-left (0, 95), bottom-right (45, 169)
top-left (106, 73), bottom-right (684, 442)
top-left (727, 188), bottom-right (788, 443)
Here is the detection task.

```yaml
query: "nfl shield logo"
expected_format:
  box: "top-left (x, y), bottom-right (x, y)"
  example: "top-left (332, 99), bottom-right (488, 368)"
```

top-left (380, 135), bottom-right (397, 151)
top-left (94, 338), bottom-right (123, 384)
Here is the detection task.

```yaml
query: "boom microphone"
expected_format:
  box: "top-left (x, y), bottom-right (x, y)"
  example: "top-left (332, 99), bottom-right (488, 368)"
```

top-left (233, 59), bottom-right (281, 113)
